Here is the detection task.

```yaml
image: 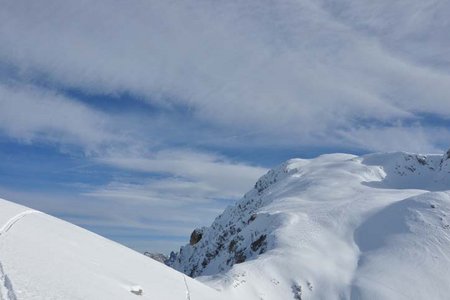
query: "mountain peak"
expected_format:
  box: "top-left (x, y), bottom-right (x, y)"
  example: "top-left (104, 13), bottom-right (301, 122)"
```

top-left (168, 151), bottom-right (450, 299)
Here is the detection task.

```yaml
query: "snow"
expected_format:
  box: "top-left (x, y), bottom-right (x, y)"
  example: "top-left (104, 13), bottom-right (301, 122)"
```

top-left (169, 151), bottom-right (450, 299)
top-left (352, 192), bottom-right (450, 299)
top-left (0, 199), bottom-right (224, 300)
top-left (2, 150), bottom-right (450, 299)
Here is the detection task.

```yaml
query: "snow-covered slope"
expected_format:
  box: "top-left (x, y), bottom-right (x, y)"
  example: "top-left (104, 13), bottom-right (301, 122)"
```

top-left (169, 151), bottom-right (450, 299)
top-left (0, 199), bottom-right (224, 300)
top-left (2, 150), bottom-right (450, 299)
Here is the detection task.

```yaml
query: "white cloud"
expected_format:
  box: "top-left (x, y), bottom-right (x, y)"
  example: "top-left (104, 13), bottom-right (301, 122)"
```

top-left (319, 0), bottom-right (450, 69)
top-left (81, 149), bottom-right (267, 250)
top-left (337, 125), bottom-right (450, 153)
top-left (0, 147), bottom-right (268, 253)
top-left (1, 0), bottom-right (450, 151)
top-left (1, 0), bottom-right (450, 252)
top-left (98, 149), bottom-right (267, 198)
top-left (0, 82), bottom-right (120, 151)
top-left (0, 183), bottom-right (227, 253)
top-left (84, 179), bottom-right (229, 225)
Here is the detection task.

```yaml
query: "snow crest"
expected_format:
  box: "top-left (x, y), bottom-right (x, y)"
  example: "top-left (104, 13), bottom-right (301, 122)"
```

top-left (0, 199), bottom-right (226, 300)
top-left (168, 151), bottom-right (450, 299)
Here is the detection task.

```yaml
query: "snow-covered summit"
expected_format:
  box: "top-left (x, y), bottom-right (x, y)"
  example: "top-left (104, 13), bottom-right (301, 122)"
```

top-left (168, 150), bottom-right (450, 299)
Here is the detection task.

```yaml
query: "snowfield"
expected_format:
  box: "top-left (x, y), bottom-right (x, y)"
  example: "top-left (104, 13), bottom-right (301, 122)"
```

top-left (0, 199), bottom-right (225, 300)
top-left (169, 151), bottom-right (450, 300)
top-left (1, 150), bottom-right (450, 299)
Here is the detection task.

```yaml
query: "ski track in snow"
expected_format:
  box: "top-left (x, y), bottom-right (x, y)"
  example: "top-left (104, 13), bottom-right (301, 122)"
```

top-left (183, 276), bottom-right (191, 300)
top-left (0, 210), bottom-right (40, 300)
top-left (0, 262), bottom-right (16, 300)
top-left (0, 210), bottom-right (40, 236)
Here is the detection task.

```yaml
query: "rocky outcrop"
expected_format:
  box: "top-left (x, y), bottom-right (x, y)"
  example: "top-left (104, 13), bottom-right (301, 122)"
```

top-left (445, 148), bottom-right (450, 160)
top-left (166, 161), bottom-right (297, 277)
top-left (190, 228), bottom-right (204, 245)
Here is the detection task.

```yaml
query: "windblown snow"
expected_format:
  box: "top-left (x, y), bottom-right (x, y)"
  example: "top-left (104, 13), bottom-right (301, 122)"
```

top-left (168, 151), bottom-right (450, 300)
top-left (2, 150), bottom-right (450, 299)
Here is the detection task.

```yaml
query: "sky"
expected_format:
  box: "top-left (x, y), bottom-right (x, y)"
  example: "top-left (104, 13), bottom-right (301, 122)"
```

top-left (1, 0), bottom-right (450, 254)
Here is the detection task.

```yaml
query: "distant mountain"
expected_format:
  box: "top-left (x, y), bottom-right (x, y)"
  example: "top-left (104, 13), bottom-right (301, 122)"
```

top-left (168, 150), bottom-right (450, 299)
top-left (144, 252), bottom-right (168, 264)
top-left (0, 199), bottom-right (224, 300)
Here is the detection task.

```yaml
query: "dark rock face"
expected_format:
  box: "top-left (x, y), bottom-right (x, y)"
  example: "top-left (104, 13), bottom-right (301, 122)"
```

top-left (190, 228), bottom-right (204, 245)
top-left (167, 161), bottom-right (294, 277)
top-left (228, 240), bottom-right (238, 252)
top-left (250, 234), bottom-right (267, 253)
top-left (234, 250), bottom-right (247, 264)
top-left (247, 214), bottom-right (257, 224)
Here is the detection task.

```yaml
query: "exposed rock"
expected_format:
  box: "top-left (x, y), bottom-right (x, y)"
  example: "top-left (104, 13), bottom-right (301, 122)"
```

top-left (235, 250), bottom-right (247, 264)
top-left (250, 235), bottom-right (267, 253)
top-left (247, 214), bottom-right (257, 224)
top-left (190, 228), bottom-right (204, 245)
top-left (416, 155), bottom-right (427, 165)
top-left (228, 240), bottom-right (238, 252)
top-left (130, 285), bottom-right (143, 296)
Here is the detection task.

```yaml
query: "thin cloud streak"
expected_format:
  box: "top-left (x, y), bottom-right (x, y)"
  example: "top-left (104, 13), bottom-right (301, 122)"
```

top-left (98, 149), bottom-right (267, 198)
top-left (0, 82), bottom-right (120, 151)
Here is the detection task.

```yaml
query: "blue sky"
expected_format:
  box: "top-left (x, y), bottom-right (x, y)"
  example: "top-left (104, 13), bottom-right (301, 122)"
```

top-left (1, 0), bottom-right (450, 253)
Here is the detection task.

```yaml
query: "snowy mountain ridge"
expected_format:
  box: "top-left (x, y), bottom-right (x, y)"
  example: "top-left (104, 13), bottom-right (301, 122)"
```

top-left (1, 150), bottom-right (450, 299)
top-left (168, 150), bottom-right (450, 299)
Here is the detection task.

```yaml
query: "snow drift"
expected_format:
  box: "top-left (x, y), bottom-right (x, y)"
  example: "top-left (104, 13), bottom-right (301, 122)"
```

top-left (169, 151), bottom-right (450, 299)
top-left (0, 199), bottom-right (224, 300)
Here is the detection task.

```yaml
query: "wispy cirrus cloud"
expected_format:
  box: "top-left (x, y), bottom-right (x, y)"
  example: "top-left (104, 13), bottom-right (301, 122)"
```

top-left (1, 0), bottom-right (450, 152)
top-left (337, 125), bottom-right (450, 154)
top-left (0, 82), bottom-right (120, 150)
top-left (98, 149), bottom-right (267, 198)
top-left (0, 148), bottom-right (267, 253)
top-left (1, 0), bottom-right (450, 252)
